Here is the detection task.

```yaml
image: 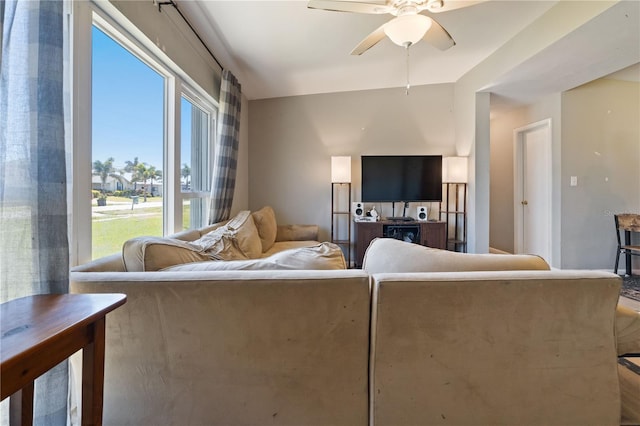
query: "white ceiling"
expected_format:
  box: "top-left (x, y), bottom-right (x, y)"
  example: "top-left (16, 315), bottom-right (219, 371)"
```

top-left (178, 0), bottom-right (639, 101)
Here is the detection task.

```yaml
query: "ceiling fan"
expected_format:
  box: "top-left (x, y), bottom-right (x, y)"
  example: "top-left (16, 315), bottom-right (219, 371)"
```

top-left (308, 0), bottom-right (485, 55)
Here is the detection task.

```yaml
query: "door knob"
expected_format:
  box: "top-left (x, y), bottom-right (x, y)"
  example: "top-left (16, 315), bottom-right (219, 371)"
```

top-left (521, 200), bottom-right (528, 205)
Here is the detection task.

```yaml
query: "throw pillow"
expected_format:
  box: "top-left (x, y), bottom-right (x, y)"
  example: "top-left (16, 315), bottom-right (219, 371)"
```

top-left (227, 210), bottom-right (263, 259)
top-left (275, 224), bottom-right (319, 242)
top-left (251, 206), bottom-right (278, 252)
top-left (192, 210), bottom-right (262, 260)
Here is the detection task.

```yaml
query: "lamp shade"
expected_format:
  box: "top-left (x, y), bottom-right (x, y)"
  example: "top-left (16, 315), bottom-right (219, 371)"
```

top-left (331, 156), bottom-right (351, 183)
top-left (442, 157), bottom-right (468, 183)
top-left (384, 14), bottom-right (432, 47)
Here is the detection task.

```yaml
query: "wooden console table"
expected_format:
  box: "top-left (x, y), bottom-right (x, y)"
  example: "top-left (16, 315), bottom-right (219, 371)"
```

top-left (354, 220), bottom-right (446, 268)
top-left (1, 293), bottom-right (126, 426)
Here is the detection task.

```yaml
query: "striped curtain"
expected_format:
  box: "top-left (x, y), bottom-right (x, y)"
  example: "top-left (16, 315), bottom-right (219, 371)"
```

top-left (208, 69), bottom-right (241, 223)
top-left (0, 1), bottom-right (69, 424)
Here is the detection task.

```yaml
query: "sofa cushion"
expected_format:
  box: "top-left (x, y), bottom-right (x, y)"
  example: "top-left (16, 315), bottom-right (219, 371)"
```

top-left (252, 206), bottom-right (278, 252)
top-left (616, 304), bottom-right (640, 355)
top-left (261, 240), bottom-right (321, 258)
top-left (276, 224), bottom-right (319, 242)
top-left (162, 242), bottom-right (347, 271)
top-left (122, 237), bottom-right (211, 272)
top-left (122, 211), bottom-right (262, 271)
top-left (363, 238), bottom-right (550, 273)
top-left (369, 270), bottom-right (621, 425)
top-left (70, 270), bottom-right (371, 425)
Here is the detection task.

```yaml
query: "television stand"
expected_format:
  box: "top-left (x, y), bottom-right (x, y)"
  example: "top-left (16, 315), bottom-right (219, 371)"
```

top-left (386, 216), bottom-right (415, 222)
top-left (354, 219), bottom-right (446, 268)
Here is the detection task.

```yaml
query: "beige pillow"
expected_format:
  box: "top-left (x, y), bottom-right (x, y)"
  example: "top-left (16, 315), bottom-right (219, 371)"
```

top-left (192, 210), bottom-right (262, 260)
top-left (122, 236), bottom-right (211, 272)
top-left (275, 224), bottom-right (319, 242)
top-left (228, 210), bottom-right (262, 259)
top-left (362, 238), bottom-right (550, 274)
top-left (163, 242), bottom-right (347, 271)
top-left (251, 206), bottom-right (278, 252)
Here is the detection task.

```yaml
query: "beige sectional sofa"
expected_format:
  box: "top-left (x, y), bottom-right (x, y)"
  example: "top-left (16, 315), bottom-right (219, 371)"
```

top-left (70, 221), bottom-right (640, 426)
top-left (117, 207), bottom-right (339, 272)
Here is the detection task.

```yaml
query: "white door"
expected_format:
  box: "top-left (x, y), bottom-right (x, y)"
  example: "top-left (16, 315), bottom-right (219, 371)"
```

top-left (514, 120), bottom-right (551, 263)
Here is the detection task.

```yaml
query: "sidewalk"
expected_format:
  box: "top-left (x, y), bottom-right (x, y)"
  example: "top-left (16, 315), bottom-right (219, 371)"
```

top-left (92, 200), bottom-right (163, 216)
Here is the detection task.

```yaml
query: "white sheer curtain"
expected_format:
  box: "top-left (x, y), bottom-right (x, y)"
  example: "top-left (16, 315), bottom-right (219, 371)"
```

top-left (0, 0), bottom-right (70, 424)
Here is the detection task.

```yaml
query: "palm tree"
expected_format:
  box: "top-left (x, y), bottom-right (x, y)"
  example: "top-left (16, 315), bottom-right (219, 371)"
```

top-left (93, 157), bottom-right (115, 194)
top-left (124, 157), bottom-right (139, 173)
top-left (93, 157), bottom-right (127, 205)
top-left (93, 157), bottom-right (126, 193)
top-left (148, 165), bottom-right (162, 196)
top-left (125, 157), bottom-right (140, 191)
top-left (134, 162), bottom-right (151, 200)
top-left (134, 162), bottom-right (162, 200)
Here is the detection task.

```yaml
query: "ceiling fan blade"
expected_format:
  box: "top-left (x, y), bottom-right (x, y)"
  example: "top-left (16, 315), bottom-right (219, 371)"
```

top-left (350, 23), bottom-right (387, 55)
top-left (308, 0), bottom-right (392, 14)
top-left (423, 18), bottom-right (455, 50)
top-left (423, 0), bottom-right (486, 13)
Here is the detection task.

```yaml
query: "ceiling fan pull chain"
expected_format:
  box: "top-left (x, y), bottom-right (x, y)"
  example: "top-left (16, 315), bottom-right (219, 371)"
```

top-left (405, 44), bottom-right (411, 95)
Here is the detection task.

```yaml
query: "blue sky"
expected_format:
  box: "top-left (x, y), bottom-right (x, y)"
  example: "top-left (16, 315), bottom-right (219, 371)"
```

top-left (92, 26), bottom-right (166, 171)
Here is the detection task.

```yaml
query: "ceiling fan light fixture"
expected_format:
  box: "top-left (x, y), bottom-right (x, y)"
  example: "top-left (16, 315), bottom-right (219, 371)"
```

top-left (426, 0), bottom-right (444, 12)
top-left (384, 14), bottom-right (432, 47)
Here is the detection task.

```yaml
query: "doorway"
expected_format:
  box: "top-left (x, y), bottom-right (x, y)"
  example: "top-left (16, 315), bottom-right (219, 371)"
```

top-left (513, 119), bottom-right (552, 263)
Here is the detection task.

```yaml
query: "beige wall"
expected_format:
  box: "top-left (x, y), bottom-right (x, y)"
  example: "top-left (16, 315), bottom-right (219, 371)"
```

top-left (489, 106), bottom-right (527, 254)
top-left (489, 79), bottom-right (639, 270)
top-left (455, 1), bottom-right (619, 253)
top-left (109, 0), bottom-right (221, 99)
top-left (489, 93), bottom-right (562, 263)
top-left (561, 78), bottom-right (640, 269)
top-left (248, 84), bottom-right (457, 242)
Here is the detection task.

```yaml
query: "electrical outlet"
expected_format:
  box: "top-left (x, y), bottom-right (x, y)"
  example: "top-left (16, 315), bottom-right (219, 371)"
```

top-left (570, 176), bottom-right (577, 186)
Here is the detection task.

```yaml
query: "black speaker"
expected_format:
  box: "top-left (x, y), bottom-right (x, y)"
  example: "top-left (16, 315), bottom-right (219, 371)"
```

top-left (352, 202), bottom-right (364, 218)
top-left (417, 206), bottom-right (428, 221)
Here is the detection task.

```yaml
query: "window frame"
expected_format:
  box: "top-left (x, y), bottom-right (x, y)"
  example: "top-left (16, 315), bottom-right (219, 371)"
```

top-left (179, 88), bottom-right (218, 230)
top-left (71, 0), bottom-right (218, 266)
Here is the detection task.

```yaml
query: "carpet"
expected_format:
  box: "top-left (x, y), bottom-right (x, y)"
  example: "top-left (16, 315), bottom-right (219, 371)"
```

top-left (621, 275), bottom-right (640, 302)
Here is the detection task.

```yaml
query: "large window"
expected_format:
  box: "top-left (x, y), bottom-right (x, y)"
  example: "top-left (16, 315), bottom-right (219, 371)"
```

top-left (181, 94), bottom-right (215, 231)
top-left (75, 6), bottom-right (218, 263)
top-left (91, 26), bottom-right (165, 259)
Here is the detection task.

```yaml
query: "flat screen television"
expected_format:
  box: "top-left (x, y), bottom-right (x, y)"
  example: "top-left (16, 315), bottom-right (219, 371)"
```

top-left (361, 155), bottom-right (442, 202)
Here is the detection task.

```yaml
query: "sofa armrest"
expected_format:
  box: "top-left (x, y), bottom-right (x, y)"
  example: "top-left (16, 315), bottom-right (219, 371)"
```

top-left (616, 305), bottom-right (640, 356)
top-left (276, 224), bottom-right (319, 242)
top-left (71, 253), bottom-right (125, 273)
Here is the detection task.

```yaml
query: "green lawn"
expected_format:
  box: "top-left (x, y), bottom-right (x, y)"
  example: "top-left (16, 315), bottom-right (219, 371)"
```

top-left (92, 198), bottom-right (190, 259)
top-left (92, 215), bottom-right (163, 259)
